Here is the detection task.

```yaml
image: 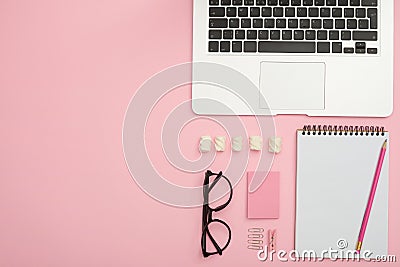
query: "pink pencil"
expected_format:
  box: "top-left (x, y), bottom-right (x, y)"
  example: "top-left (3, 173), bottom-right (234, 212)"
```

top-left (356, 139), bottom-right (388, 253)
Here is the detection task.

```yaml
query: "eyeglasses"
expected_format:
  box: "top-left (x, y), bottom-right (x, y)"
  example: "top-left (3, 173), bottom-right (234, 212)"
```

top-left (201, 170), bottom-right (233, 257)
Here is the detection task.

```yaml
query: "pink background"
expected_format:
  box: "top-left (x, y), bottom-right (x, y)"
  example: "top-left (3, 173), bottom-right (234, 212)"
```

top-left (0, 0), bottom-right (399, 266)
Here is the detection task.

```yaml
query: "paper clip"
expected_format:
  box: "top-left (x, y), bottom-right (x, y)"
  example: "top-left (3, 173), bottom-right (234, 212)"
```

top-left (247, 245), bottom-right (263, 250)
top-left (248, 233), bottom-right (263, 239)
top-left (248, 228), bottom-right (264, 233)
top-left (268, 229), bottom-right (277, 251)
top-left (248, 239), bottom-right (263, 245)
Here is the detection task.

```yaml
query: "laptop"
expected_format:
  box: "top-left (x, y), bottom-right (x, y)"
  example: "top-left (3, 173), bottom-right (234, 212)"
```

top-left (192, 0), bottom-right (394, 117)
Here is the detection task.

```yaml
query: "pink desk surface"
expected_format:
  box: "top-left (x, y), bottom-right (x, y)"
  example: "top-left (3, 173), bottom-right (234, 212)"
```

top-left (0, 1), bottom-right (399, 266)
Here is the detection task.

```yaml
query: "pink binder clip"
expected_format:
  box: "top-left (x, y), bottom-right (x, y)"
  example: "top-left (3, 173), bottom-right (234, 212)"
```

top-left (268, 229), bottom-right (276, 252)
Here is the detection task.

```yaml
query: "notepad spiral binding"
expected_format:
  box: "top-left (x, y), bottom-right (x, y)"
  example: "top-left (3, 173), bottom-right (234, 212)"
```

top-left (301, 125), bottom-right (385, 136)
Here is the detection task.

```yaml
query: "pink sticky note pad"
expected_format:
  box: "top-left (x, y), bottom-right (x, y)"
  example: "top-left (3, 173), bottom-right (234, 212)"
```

top-left (247, 171), bottom-right (280, 219)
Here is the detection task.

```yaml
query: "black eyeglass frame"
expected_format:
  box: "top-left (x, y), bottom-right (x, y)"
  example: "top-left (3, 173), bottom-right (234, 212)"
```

top-left (201, 170), bottom-right (233, 258)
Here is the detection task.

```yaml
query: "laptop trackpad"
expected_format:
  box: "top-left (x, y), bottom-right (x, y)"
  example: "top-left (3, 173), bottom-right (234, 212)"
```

top-left (259, 62), bottom-right (325, 110)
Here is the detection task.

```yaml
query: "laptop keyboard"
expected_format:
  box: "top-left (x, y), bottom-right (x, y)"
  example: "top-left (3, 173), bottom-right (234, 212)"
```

top-left (208, 0), bottom-right (379, 54)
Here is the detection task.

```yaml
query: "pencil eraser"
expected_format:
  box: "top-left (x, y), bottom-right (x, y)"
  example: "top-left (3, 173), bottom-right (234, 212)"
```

top-left (199, 136), bottom-right (212, 153)
top-left (215, 136), bottom-right (226, 152)
top-left (249, 136), bottom-right (263, 151)
top-left (269, 137), bottom-right (282, 153)
top-left (232, 136), bottom-right (243, 152)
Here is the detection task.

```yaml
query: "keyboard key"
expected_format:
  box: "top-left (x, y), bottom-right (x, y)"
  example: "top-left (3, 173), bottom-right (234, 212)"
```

top-left (259, 30), bottom-right (269, 39)
top-left (300, 19), bottom-right (311, 28)
top-left (312, 19), bottom-right (322, 29)
top-left (323, 19), bottom-right (334, 29)
top-left (297, 8), bottom-right (307, 17)
top-left (245, 0), bottom-right (255, 5)
top-left (227, 7), bottom-right (237, 17)
top-left (251, 7), bottom-right (261, 16)
top-left (264, 18), bottom-right (275, 28)
top-left (367, 48), bottom-right (378, 54)
top-left (341, 30), bottom-right (351, 40)
top-left (209, 0), bottom-right (219, 6)
top-left (367, 8), bottom-right (378, 19)
top-left (344, 8), bottom-right (354, 17)
top-left (268, 0), bottom-right (278, 5)
top-left (209, 7), bottom-right (225, 17)
top-left (355, 42), bottom-right (366, 49)
top-left (317, 42), bottom-right (330, 53)
top-left (326, 0), bottom-right (336, 6)
top-left (235, 30), bottom-right (246, 39)
top-left (317, 30), bottom-right (328, 40)
top-left (209, 41), bottom-right (219, 52)
top-left (288, 18), bottom-right (299, 28)
top-left (232, 41), bottom-right (243, 52)
top-left (368, 8), bottom-right (378, 29)
top-left (253, 18), bottom-right (264, 27)
top-left (276, 18), bottom-right (286, 28)
top-left (356, 8), bottom-right (366, 18)
top-left (329, 30), bottom-right (339, 40)
top-left (306, 30), bottom-right (316, 40)
top-left (238, 7), bottom-right (249, 16)
top-left (315, 0), bottom-right (325, 6)
top-left (320, 8), bottom-right (331, 17)
top-left (356, 48), bottom-right (366, 53)
top-left (303, 0), bottom-right (313, 6)
top-left (359, 19), bottom-right (369, 29)
top-left (262, 7), bottom-right (272, 17)
top-left (210, 19), bottom-right (228, 28)
top-left (361, 0), bottom-right (377, 6)
top-left (335, 19), bottom-right (345, 29)
top-left (344, 47), bottom-right (354, 53)
top-left (332, 42), bottom-right (343, 53)
top-left (270, 30), bottom-right (281, 39)
top-left (258, 41), bottom-right (315, 52)
top-left (257, 0), bottom-right (267, 5)
top-left (332, 8), bottom-right (342, 17)
top-left (280, 0), bottom-right (290, 5)
top-left (285, 7), bottom-right (295, 17)
top-left (221, 0), bottom-right (232, 5)
top-left (247, 30), bottom-right (258, 39)
top-left (220, 41), bottom-right (231, 52)
top-left (350, 0), bottom-right (360, 6)
top-left (224, 30), bottom-right (234, 39)
top-left (233, 0), bottom-right (243, 5)
top-left (294, 30), bottom-right (305, 40)
top-left (209, 30), bottom-right (223, 39)
top-left (338, 0), bottom-right (348, 5)
top-left (347, 19), bottom-right (357, 29)
top-left (230, 18), bottom-right (240, 28)
top-left (309, 8), bottom-right (319, 17)
top-left (274, 7), bottom-right (284, 17)
top-left (291, 0), bottom-right (302, 6)
top-left (353, 31), bottom-right (377, 40)
top-left (244, 41), bottom-right (257, 52)
top-left (241, 19), bottom-right (252, 27)
top-left (282, 30), bottom-right (293, 40)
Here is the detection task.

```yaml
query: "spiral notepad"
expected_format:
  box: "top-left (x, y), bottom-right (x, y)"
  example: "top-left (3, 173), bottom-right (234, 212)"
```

top-left (295, 125), bottom-right (389, 258)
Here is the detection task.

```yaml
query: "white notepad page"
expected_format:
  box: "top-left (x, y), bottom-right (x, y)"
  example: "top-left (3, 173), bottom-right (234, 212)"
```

top-left (296, 130), bottom-right (389, 258)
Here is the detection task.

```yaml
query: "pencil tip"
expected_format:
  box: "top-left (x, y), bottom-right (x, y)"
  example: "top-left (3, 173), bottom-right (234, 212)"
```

top-left (383, 140), bottom-right (388, 149)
